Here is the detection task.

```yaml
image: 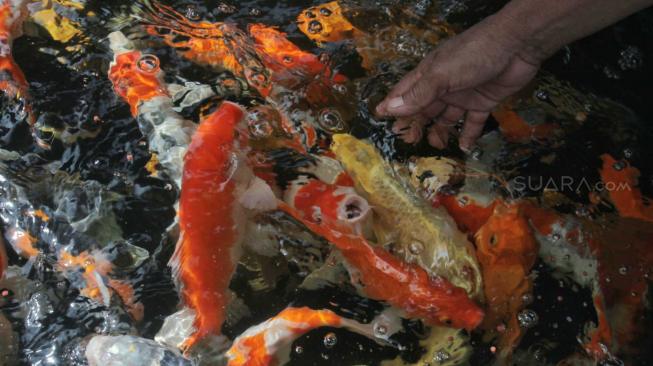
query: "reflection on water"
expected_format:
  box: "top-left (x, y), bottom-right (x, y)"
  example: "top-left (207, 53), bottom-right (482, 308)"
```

top-left (0, 0), bottom-right (652, 365)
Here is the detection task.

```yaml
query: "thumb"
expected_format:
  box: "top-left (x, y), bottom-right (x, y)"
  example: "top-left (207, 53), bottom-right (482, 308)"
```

top-left (384, 74), bottom-right (446, 117)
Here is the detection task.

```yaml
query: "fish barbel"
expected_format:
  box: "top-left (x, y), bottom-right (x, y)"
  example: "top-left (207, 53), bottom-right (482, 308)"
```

top-left (331, 134), bottom-right (483, 299)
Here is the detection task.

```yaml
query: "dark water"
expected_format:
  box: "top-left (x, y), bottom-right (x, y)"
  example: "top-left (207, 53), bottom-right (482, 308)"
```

top-left (1, 0), bottom-right (652, 365)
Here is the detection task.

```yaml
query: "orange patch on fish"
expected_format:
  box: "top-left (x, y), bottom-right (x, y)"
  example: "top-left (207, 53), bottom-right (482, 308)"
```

top-left (475, 204), bottom-right (538, 359)
top-left (227, 307), bottom-right (344, 366)
top-left (279, 202), bottom-right (484, 330)
top-left (175, 101), bottom-right (246, 350)
top-left (297, 1), bottom-right (362, 43)
top-left (492, 104), bottom-right (559, 143)
top-left (6, 228), bottom-right (39, 258)
top-left (143, 3), bottom-right (241, 74)
top-left (108, 51), bottom-right (168, 116)
top-left (599, 154), bottom-right (653, 223)
top-left (435, 194), bottom-right (497, 235)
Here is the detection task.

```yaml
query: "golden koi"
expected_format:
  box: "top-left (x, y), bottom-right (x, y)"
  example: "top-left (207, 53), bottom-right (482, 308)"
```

top-left (331, 134), bottom-right (483, 298)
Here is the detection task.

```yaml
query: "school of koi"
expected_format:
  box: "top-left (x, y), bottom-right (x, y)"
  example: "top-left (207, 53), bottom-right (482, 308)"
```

top-left (0, 0), bottom-right (652, 365)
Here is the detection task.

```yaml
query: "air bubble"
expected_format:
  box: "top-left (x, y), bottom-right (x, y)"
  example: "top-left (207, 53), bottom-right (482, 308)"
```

top-left (323, 332), bottom-right (337, 348)
top-left (433, 350), bottom-right (451, 363)
top-left (185, 5), bottom-right (200, 20)
top-left (517, 309), bottom-right (539, 328)
top-left (318, 109), bottom-right (346, 132)
top-left (137, 54), bottom-right (160, 73)
top-left (295, 346), bottom-right (303, 354)
top-left (409, 241), bottom-right (424, 255)
top-left (618, 266), bottom-right (628, 275)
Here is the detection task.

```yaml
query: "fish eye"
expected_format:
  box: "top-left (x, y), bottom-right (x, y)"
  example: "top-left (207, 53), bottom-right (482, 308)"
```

top-left (247, 116), bottom-right (274, 139)
top-left (305, 10), bottom-right (316, 19)
top-left (319, 7), bottom-right (332, 16)
top-left (489, 234), bottom-right (498, 246)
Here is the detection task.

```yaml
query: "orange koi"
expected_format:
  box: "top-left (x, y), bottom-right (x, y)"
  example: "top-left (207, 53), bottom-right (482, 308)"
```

top-left (491, 103), bottom-right (560, 143)
top-left (143, 2), bottom-right (241, 74)
top-left (598, 154), bottom-right (653, 223)
top-left (284, 177), bottom-right (370, 230)
top-left (227, 307), bottom-right (383, 366)
top-left (174, 101), bottom-right (249, 350)
top-left (296, 1), bottom-right (362, 44)
top-left (108, 39), bottom-right (167, 116)
top-left (475, 203), bottom-right (538, 359)
top-left (279, 201), bottom-right (484, 330)
top-left (435, 194), bottom-right (498, 235)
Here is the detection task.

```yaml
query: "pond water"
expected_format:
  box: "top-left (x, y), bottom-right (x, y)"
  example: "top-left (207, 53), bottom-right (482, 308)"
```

top-left (0, 0), bottom-right (652, 365)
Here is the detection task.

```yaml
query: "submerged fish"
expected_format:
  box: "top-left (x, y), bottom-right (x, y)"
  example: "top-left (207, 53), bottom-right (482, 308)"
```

top-left (108, 31), bottom-right (196, 186)
top-left (173, 101), bottom-right (276, 351)
top-left (475, 203), bottom-right (538, 360)
top-left (331, 134), bottom-right (483, 299)
top-left (279, 201), bottom-right (484, 331)
top-left (86, 335), bottom-right (191, 366)
top-left (227, 306), bottom-right (399, 366)
top-left (599, 154), bottom-right (653, 223)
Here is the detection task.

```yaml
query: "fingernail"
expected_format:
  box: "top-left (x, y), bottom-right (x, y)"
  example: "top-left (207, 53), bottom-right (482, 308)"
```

top-left (375, 102), bottom-right (386, 115)
top-left (387, 97), bottom-right (404, 110)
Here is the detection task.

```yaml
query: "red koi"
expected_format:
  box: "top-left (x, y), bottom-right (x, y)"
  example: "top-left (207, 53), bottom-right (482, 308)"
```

top-left (492, 103), bottom-right (559, 143)
top-left (278, 201), bottom-right (484, 330)
top-left (174, 101), bottom-right (248, 350)
top-left (284, 177), bottom-right (370, 229)
top-left (227, 307), bottom-right (376, 366)
top-left (108, 46), bottom-right (168, 117)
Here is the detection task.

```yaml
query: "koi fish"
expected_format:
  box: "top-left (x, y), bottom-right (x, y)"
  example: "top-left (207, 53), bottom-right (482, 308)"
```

top-left (227, 306), bottom-right (399, 366)
top-left (491, 102), bottom-right (560, 143)
top-left (284, 176), bottom-right (370, 232)
top-left (297, 2), bottom-right (362, 44)
top-left (279, 202), bottom-right (484, 330)
top-left (142, 1), bottom-right (241, 74)
top-left (0, 0), bottom-right (35, 129)
top-left (173, 101), bottom-right (277, 351)
top-left (475, 203), bottom-right (538, 360)
top-left (108, 31), bottom-right (196, 186)
top-left (598, 154), bottom-right (653, 223)
top-left (331, 134), bottom-right (483, 299)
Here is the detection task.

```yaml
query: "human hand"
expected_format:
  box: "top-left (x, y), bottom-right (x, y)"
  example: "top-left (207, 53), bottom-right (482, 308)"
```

top-left (376, 15), bottom-right (541, 151)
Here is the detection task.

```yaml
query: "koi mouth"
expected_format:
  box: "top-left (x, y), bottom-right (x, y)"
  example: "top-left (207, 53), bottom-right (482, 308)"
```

top-left (337, 194), bottom-right (370, 223)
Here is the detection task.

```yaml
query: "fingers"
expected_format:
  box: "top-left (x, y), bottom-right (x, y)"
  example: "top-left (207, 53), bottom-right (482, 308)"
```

top-left (376, 67), bottom-right (422, 115)
top-left (382, 76), bottom-right (446, 117)
top-left (392, 117), bottom-right (427, 144)
top-left (439, 105), bottom-right (465, 124)
top-left (427, 123), bottom-right (452, 149)
top-left (459, 110), bottom-right (489, 152)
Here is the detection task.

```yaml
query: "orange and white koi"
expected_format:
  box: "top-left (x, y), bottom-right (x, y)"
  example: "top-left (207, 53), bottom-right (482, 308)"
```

top-left (296, 2), bottom-right (363, 44)
top-left (284, 176), bottom-right (370, 232)
top-left (108, 31), bottom-right (195, 186)
top-left (173, 101), bottom-right (277, 351)
top-left (279, 201), bottom-right (484, 330)
top-left (227, 306), bottom-right (399, 366)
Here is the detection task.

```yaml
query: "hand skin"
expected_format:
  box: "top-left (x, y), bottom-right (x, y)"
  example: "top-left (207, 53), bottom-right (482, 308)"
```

top-left (376, 0), bottom-right (653, 151)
